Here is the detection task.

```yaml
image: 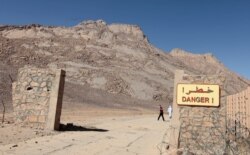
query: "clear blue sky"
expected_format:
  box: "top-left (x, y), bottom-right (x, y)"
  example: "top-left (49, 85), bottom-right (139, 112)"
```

top-left (1, 0), bottom-right (250, 79)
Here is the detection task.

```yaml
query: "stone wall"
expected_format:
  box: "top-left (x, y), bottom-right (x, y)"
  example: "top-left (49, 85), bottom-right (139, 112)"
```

top-left (12, 66), bottom-right (65, 130)
top-left (172, 70), bottom-right (228, 155)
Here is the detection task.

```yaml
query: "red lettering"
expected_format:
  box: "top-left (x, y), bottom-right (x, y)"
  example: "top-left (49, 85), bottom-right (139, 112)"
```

top-left (196, 97), bottom-right (200, 102)
top-left (182, 96), bottom-right (211, 104)
top-left (191, 97), bottom-right (196, 102)
top-left (182, 97), bottom-right (186, 102)
top-left (201, 97), bottom-right (204, 103)
top-left (205, 97), bottom-right (209, 103)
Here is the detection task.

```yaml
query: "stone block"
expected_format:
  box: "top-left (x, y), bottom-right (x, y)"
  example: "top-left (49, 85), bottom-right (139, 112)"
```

top-left (38, 99), bottom-right (49, 106)
top-left (13, 94), bottom-right (22, 100)
top-left (22, 81), bottom-right (28, 87)
top-left (28, 115), bottom-right (38, 122)
top-left (30, 81), bottom-right (39, 87)
top-left (202, 121), bottom-right (214, 127)
top-left (37, 77), bottom-right (43, 83)
top-left (26, 97), bottom-right (34, 103)
top-left (21, 95), bottom-right (27, 102)
top-left (181, 122), bottom-right (187, 128)
top-left (192, 120), bottom-right (202, 126)
top-left (25, 77), bottom-right (32, 83)
top-left (40, 110), bottom-right (48, 115)
top-left (182, 132), bottom-right (192, 139)
top-left (40, 82), bottom-right (47, 87)
top-left (38, 116), bottom-right (46, 123)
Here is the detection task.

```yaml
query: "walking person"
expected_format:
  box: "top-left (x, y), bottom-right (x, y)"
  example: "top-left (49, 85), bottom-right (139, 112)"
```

top-left (167, 105), bottom-right (173, 119)
top-left (158, 105), bottom-right (165, 121)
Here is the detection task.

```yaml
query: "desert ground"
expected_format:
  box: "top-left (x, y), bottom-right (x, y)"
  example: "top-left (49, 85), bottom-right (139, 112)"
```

top-left (0, 103), bottom-right (173, 155)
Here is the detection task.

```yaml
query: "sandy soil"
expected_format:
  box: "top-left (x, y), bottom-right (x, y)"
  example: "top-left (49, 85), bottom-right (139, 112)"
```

top-left (0, 105), bottom-right (172, 155)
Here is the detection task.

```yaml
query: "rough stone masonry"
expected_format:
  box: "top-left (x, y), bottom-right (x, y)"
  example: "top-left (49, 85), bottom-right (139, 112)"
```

top-left (169, 70), bottom-right (227, 155)
top-left (12, 66), bottom-right (65, 130)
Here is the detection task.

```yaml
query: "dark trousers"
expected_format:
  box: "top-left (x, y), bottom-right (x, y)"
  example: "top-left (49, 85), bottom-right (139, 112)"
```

top-left (158, 112), bottom-right (165, 121)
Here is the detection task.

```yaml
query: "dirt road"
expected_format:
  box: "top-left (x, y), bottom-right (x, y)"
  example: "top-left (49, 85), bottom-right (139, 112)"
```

top-left (0, 115), bottom-right (169, 155)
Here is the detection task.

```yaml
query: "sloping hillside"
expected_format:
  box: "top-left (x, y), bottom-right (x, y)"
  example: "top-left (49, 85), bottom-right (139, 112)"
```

top-left (0, 20), bottom-right (249, 110)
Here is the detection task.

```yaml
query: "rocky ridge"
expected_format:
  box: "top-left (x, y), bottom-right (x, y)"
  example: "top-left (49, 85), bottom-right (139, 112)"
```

top-left (0, 20), bottom-right (249, 109)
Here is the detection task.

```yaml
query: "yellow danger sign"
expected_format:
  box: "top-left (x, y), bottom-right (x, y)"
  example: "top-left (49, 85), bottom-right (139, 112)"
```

top-left (177, 84), bottom-right (220, 106)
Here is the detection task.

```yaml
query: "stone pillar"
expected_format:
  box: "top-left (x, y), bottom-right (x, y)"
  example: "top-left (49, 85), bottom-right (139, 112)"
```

top-left (46, 70), bottom-right (65, 130)
top-left (166, 70), bottom-right (185, 152)
top-left (169, 70), bottom-right (227, 155)
top-left (12, 66), bottom-right (65, 130)
top-left (172, 70), bottom-right (185, 128)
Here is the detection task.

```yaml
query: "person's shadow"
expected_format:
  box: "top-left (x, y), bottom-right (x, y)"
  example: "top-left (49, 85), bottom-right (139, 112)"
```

top-left (59, 123), bottom-right (109, 132)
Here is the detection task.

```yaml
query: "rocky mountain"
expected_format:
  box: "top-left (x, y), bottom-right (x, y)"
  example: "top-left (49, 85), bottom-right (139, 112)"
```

top-left (0, 20), bottom-right (249, 110)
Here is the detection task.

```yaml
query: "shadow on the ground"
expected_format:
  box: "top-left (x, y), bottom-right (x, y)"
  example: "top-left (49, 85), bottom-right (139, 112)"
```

top-left (59, 123), bottom-right (109, 132)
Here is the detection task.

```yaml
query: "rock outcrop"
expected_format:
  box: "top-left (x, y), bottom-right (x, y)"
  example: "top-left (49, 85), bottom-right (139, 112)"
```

top-left (0, 20), bottom-right (249, 109)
